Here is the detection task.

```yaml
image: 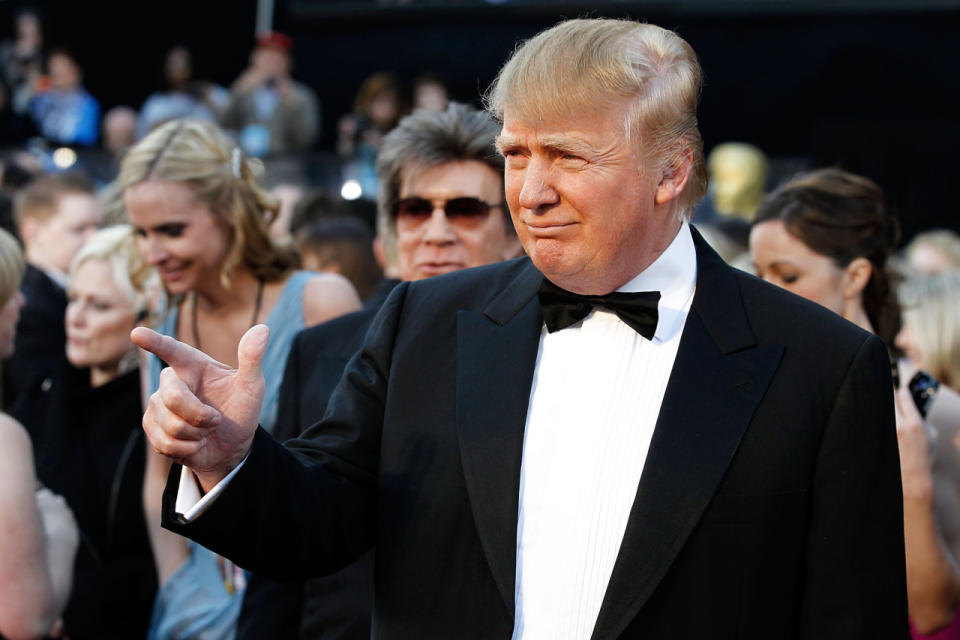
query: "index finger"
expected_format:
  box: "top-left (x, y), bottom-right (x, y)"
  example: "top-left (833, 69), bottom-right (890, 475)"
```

top-left (131, 326), bottom-right (206, 371)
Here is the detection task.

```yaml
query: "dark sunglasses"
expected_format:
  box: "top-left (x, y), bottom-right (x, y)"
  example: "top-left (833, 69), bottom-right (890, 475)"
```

top-left (392, 196), bottom-right (505, 228)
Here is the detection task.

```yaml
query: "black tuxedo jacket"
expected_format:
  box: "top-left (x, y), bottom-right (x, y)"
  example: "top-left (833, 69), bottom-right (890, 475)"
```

top-left (238, 280), bottom-right (399, 640)
top-left (165, 229), bottom-right (907, 639)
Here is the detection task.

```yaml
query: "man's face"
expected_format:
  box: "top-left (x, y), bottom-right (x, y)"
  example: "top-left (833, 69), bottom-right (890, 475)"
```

top-left (252, 47), bottom-right (290, 79)
top-left (29, 193), bottom-right (100, 273)
top-left (498, 104), bottom-right (683, 294)
top-left (49, 53), bottom-right (80, 91)
top-left (395, 160), bottom-right (518, 281)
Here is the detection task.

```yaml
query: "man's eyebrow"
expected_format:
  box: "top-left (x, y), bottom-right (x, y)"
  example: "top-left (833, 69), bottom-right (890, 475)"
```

top-left (494, 135), bottom-right (520, 153)
top-left (538, 135), bottom-right (596, 156)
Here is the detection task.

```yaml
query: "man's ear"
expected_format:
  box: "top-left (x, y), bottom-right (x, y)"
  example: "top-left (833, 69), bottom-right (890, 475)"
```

top-left (654, 148), bottom-right (693, 206)
top-left (843, 257), bottom-right (873, 299)
top-left (372, 237), bottom-right (387, 270)
top-left (19, 216), bottom-right (38, 247)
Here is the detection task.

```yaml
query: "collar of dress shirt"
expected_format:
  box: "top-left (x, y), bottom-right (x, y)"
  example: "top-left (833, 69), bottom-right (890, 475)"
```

top-left (614, 221), bottom-right (697, 344)
top-left (38, 264), bottom-right (69, 290)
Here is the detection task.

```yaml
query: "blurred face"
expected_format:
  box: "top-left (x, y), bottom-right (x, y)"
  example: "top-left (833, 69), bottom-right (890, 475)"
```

top-left (165, 48), bottom-right (192, 87)
top-left (28, 193), bottom-right (100, 273)
top-left (125, 180), bottom-right (232, 296)
top-left (909, 244), bottom-right (956, 275)
top-left (369, 91), bottom-right (400, 129)
top-left (0, 291), bottom-right (25, 359)
top-left (66, 259), bottom-right (138, 370)
top-left (16, 14), bottom-right (40, 50)
top-left (394, 160), bottom-right (516, 281)
top-left (48, 53), bottom-right (80, 91)
top-left (414, 83), bottom-right (448, 113)
top-left (749, 219), bottom-right (846, 315)
top-left (894, 319), bottom-right (926, 373)
top-left (252, 47), bottom-right (289, 79)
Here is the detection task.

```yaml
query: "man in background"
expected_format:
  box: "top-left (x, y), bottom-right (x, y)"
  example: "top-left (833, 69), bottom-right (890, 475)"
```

top-left (3, 172), bottom-right (99, 456)
top-left (221, 31), bottom-right (319, 156)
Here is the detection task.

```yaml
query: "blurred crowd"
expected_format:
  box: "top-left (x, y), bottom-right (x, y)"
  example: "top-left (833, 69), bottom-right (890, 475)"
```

top-left (0, 7), bottom-right (957, 640)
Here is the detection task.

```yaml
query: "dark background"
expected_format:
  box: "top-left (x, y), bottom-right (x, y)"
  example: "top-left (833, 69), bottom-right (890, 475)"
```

top-left (3, 0), bottom-right (958, 240)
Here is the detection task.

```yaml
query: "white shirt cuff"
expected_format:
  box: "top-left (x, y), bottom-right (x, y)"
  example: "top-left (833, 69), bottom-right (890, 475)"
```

top-left (174, 453), bottom-right (249, 522)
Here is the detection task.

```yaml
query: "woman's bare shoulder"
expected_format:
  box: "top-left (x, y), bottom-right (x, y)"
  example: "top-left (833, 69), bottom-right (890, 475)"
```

top-left (302, 272), bottom-right (362, 327)
top-left (0, 412), bottom-right (29, 444)
top-left (0, 413), bottom-right (33, 465)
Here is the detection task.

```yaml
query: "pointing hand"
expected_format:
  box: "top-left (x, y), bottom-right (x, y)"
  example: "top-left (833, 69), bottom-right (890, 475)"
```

top-left (131, 324), bottom-right (269, 491)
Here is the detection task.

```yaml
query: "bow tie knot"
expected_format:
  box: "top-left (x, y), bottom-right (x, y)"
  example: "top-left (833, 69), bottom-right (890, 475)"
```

top-left (537, 278), bottom-right (660, 340)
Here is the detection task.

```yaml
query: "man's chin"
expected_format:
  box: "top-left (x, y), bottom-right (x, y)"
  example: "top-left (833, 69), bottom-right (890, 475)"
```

top-left (415, 264), bottom-right (464, 279)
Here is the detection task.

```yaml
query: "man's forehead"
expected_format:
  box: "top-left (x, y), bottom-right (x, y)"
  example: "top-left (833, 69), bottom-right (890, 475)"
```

top-left (399, 159), bottom-right (502, 195)
top-left (497, 114), bottom-right (625, 153)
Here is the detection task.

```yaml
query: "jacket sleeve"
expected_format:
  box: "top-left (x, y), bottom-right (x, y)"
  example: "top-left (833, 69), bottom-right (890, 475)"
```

top-left (161, 283), bottom-right (411, 580)
top-left (271, 331), bottom-right (303, 445)
top-left (797, 333), bottom-right (909, 638)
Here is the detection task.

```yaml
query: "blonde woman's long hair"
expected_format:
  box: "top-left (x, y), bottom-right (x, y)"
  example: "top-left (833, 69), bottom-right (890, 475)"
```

top-left (118, 118), bottom-right (299, 289)
top-left (0, 228), bottom-right (24, 307)
top-left (0, 228), bottom-right (25, 406)
top-left (899, 269), bottom-right (960, 390)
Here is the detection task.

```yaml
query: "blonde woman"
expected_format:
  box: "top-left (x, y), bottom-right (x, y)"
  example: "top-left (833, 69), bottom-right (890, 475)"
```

top-left (0, 227), bottom-right (78, 640)
top-left (34, 225), bottom-right (158, 638)
top-left (893, 270), bottom-right (960, 637)
top-left (118, 118), bottom-right (360, 639)
top-left (897, 270), bottom-right (960, 391)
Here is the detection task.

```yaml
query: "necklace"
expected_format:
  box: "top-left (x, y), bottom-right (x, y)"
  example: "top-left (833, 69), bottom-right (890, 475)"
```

top-left (191, 278), bottom-right (264, 353)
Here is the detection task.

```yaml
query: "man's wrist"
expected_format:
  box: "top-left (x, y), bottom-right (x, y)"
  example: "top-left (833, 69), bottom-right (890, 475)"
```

top-left (195, 453), bottom-right (248, 494)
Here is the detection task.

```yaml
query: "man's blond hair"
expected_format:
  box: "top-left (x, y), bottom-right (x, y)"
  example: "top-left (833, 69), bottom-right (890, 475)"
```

top-left (485, 18), bottom-right (707, 217)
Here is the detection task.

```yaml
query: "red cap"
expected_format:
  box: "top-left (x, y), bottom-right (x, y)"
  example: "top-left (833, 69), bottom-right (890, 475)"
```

top-left (255, 31), bottom-right (293, 53)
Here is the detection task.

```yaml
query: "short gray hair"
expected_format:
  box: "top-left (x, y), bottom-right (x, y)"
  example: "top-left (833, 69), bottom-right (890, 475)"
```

top-left (375, 102), bottom-right (506, 267)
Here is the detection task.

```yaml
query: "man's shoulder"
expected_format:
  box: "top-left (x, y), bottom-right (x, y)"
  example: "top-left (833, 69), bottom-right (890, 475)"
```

top-left (405, 257), bottom-right (535, 305)
top-left (731, 266), bottom-right (876, 356)
top-left (296, 306), bottom-right (380, 359)
top-left (369, 257), bottom-right (537, 342)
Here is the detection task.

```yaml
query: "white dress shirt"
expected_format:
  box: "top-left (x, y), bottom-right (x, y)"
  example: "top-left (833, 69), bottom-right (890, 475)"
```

top-left (512, 223), bottom-right (697, 640)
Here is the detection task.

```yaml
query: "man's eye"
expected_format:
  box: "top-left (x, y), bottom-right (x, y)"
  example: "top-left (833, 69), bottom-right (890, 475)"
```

top-left (781, 274), bottom-right (798, 284)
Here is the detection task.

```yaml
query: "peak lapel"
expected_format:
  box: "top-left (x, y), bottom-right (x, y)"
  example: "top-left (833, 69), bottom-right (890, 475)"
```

top-left (457, 261), bottom-right (544, 617)
top-left (591, 229), bottom-right (784, 640)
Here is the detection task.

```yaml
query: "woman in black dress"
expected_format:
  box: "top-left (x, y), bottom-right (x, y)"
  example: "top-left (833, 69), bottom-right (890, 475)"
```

top-left (36, 225), bottom-right (158, 640)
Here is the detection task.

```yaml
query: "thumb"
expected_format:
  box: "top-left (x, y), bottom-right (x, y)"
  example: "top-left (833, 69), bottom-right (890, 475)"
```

top-left (236, 324), bottom-right (269, 385)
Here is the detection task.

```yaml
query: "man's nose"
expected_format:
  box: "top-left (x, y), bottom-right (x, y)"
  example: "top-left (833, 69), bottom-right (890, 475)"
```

top-left (422, 207), bottom-right (457, 245)
top-left (517, 158), bottom-right (559, 211)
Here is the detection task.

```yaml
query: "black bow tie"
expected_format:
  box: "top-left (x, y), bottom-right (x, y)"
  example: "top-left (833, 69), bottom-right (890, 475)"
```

top-left (537, 278), bottom-right (660, 340)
